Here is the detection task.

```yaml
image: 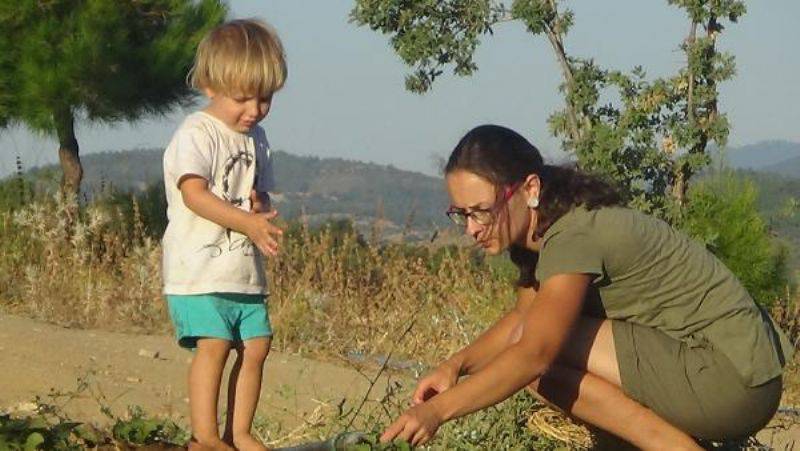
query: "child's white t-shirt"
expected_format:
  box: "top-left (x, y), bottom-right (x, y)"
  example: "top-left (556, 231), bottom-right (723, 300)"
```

top-left (162, 111), bottom-right (275, 295)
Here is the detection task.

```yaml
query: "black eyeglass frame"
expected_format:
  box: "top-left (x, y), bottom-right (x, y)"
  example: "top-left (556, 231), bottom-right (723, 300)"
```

top-left (445, 182), bottom-right (522, 227)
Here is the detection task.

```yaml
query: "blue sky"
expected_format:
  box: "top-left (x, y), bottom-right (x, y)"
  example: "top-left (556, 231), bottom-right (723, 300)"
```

top-left (1, 0), bottom-right (798, 177)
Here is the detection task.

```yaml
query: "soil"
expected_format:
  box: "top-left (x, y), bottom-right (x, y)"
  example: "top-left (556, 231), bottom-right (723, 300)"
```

top-left (1, 313), bottom-right (798, 449)
top-left (0, 313), bottom-right (403, 435)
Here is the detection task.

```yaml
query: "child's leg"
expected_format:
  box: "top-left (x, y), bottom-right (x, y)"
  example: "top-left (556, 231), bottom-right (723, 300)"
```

top-left (189, 338), bottom-right (235, 450)
top-left (222, 337), bottom-right (271, 451)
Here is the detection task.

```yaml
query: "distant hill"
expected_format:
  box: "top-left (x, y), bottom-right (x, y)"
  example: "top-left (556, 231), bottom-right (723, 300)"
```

top-left (714, 140), bottom-right (800, 170)
top-left (19, 144), bottom-right (800, 251)
top-left (760, 155), bottom-right (800, 178)
top-left (25, 148), bottom-right (451, 238)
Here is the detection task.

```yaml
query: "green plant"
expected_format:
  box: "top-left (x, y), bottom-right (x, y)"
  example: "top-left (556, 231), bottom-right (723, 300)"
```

top-left (0, 378), bottom-right (103, 450)
top-left (0, 393), bottom-right (188, 450)
top-left (110, 405), bottom-right (189, 446)
top-left (0, 414), bottom-right (82, 451)
top-left (683, 170), bottom-right (789, 306)
top-left (341, 433), bottom-right (412, 451)
top-left (432, 392), bottom-right (569, 450)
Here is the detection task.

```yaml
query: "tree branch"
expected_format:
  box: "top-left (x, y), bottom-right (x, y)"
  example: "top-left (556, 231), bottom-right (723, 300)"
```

top-left (541, 2), bottom-right (580, 144)
top-left (686, 21), bottom-right (697, 124)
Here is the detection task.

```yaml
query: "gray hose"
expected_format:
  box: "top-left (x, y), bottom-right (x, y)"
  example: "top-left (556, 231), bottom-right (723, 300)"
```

top-left (273, 431), bottom-right (371, 451)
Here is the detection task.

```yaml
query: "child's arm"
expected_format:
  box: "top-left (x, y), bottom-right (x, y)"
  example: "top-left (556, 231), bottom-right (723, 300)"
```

top-left (180, 175), bottom-right (282, 256)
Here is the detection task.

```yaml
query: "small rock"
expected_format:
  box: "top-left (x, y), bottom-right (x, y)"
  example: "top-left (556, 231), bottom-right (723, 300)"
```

top-left (183, 397), bottom-right (189, 404)
top-left (126, 377), bottom-right (142, 383)
top-left (138, 348), bottom-right (160, 359)
top-left (12, 402), bottom-right (38, 414)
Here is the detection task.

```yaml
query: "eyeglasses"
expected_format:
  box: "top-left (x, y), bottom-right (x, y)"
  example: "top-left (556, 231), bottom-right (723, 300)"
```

top-left (446, 183), bottom-right (521, 227)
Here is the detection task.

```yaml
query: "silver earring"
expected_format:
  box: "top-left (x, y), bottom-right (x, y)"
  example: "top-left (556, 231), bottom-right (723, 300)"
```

top-left (527, 197), bottom-right (539, 209)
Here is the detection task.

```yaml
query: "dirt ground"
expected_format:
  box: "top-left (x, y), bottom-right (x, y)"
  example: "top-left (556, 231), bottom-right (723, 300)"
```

top-left (0, 313), bottom-right (403, 439)
top-left (1, 313), bottom-right (798, 449)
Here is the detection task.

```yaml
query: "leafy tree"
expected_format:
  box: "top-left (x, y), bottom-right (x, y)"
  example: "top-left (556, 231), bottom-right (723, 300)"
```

top-left (351, 0), bottom-right (745, 221)
top-left (0, 0), bottom-right (226, 194)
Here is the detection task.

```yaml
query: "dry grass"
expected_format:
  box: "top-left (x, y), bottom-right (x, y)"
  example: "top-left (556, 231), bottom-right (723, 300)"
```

top-left (267, 223), bottom-right (515, 367)
top-left (2, 193), bottom-right (798, 450)
top-left (1, 194), bottom-right (166, 333)
top-left (0, 193), bottom-right (556, 448)
top-left (0, 194), bottom-right (514, 369)
top-left (771, 288), bottom-right (800, 351)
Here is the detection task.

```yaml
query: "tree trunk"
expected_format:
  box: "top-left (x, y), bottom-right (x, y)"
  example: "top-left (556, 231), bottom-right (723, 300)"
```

top-left (672, 164), bottom-right (687, 208)
top-left (55, 108), bottom-right (82, 195)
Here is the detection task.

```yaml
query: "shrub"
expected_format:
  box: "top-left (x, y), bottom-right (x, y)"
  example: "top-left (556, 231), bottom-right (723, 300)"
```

top-left (683, 171), bottom-right (789, 307)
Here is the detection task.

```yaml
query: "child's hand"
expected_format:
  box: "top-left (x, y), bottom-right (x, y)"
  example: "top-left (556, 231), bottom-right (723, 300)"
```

top-left (249, 189), bottom-right (272, 213)
top-left (245, 210), bottom-right (283, 256)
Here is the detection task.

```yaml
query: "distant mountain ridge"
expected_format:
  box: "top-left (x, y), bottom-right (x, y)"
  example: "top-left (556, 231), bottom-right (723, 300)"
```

top-left (716, 140), bottom-right (800, 171)
top-left (26, 148), bottom-right (451, 237)
top-left (21, 141), bottom-right (800, 243)
top-left (760, 155), bottom-right (800, 178)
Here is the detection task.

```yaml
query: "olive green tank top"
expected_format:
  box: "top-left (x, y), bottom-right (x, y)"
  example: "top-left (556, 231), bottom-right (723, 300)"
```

top-left (535, 206), bottom-right (793, 387)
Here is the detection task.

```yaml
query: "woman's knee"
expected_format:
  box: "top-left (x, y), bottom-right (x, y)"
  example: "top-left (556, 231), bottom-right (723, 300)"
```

top-left (527, 365), bottom-right (590, 413)
top-left (524, 377), bottom-right (553, 409)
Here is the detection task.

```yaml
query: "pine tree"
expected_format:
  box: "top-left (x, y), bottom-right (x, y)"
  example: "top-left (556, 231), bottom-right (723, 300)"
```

top-left (0, 0), bottom-right (227, 193)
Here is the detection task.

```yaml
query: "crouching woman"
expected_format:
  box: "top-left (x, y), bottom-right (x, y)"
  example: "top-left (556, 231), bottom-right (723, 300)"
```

top-left (381, 125), bottom-right (794, 449)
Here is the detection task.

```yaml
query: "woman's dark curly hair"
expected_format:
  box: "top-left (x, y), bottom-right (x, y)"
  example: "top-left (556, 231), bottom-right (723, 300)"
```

top-left (444, 124), bottom-right (622, 286)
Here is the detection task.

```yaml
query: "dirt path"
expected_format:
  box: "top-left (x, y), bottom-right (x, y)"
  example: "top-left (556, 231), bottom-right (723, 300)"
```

top-left (1, 313), bottom-right (798, 449)
top-left (0, 313), bottom-right (404, 435)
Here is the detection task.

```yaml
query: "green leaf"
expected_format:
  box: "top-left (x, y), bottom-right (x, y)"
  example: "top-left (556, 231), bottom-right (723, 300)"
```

top-left (24, 432), bottom-right (45, 451)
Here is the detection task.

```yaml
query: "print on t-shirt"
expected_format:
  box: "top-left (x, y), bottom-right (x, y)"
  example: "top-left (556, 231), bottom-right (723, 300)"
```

top-left (201, 146), bottom-right (257, 258)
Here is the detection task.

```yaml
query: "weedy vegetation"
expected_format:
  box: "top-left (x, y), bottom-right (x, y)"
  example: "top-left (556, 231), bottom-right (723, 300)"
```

top-left (0, 178), bottom-right (796, 449)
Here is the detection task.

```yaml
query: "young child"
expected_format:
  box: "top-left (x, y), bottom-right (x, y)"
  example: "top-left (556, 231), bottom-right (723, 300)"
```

top-left (161, 18), bottom-right (286, 451)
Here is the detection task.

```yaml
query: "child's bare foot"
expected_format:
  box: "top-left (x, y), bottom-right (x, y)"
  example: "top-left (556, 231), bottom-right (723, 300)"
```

top-left (233, 433), bottom-right (270, 451)
top-left (189, 436), bottom-right (236, 451)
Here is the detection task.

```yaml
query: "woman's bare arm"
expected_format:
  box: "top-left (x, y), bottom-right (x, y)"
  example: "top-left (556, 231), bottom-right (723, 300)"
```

top-left (444, 285), bottom-right (537, 376)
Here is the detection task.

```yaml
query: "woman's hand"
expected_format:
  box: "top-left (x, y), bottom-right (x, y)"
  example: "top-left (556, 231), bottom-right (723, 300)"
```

top-left (412, 361), bottom-right (460, 405)
top-left (378, 362), bottom-right (459, 446)
top-left (380, 402), bottom-right (444, 447)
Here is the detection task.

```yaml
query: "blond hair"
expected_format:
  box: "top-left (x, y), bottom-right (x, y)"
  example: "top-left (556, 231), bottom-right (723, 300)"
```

top-left (189, 19), bottom-right (287, 97)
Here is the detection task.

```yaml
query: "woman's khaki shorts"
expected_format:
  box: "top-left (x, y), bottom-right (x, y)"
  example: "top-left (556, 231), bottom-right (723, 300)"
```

top-left (612, 321), bottom-right (782, 441)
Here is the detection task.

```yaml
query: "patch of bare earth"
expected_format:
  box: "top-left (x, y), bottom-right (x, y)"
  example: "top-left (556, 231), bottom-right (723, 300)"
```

top-left (0, 313), bottom-right (797, 449)
top-left (0, 313), bottom-right (405, 435)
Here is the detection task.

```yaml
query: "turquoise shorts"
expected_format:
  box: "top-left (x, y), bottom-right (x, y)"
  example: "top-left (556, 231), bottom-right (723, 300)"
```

top-left (166, 293), bottom-right (272, 349)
